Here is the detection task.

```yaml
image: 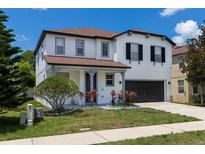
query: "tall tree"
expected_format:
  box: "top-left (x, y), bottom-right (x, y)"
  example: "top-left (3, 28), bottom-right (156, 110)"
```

top-left (0, 10), bottom-right (23, 108)
top-left (17, 50), bottom-right (35, 94)
top-left (183, 21), bottom-right (205, 104)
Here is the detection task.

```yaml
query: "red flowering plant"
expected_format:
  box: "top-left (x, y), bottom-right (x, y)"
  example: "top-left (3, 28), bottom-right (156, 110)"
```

top-left (87, 89), bottom-right (97, 106)
top-left (125, 90), bottom-right (137, 106)
top-left (111, 90), bottom-right (117, 106)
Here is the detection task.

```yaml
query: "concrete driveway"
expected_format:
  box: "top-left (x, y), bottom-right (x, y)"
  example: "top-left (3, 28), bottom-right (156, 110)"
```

top-left (135, 102), bottom-right (205, 120)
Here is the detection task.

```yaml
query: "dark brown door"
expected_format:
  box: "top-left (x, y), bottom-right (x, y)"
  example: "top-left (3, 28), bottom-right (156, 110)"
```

top-left (85, 73), bottom-right (97, 104)
top-left (125, 81), bottom-right (164, 102)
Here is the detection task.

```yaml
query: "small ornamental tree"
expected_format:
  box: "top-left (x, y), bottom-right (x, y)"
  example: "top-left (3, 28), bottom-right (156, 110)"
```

top-left (34, 76), bottom-right (79, 111)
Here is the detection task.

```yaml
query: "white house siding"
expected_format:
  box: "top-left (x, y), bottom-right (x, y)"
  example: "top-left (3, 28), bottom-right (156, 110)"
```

top-left (97, 72), bottom-right (122, 105)
top-left (35, 30), bottom-right (173, 106)
top-left (35, 38), bottom-right (48, 85)
top-left (45, 34), bottom-right (115, 60)
top-left (116, 33), bottom-right (172, 101)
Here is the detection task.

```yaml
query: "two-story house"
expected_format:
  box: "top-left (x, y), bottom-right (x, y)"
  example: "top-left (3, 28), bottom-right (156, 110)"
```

top-left (172, 45), bottom-right (204, 103)
top-left (35, 28), bottom-right (175, 106)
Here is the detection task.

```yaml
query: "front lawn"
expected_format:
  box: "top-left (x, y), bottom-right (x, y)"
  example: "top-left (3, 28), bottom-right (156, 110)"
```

top-left (102, 130), bottom-right (205, 145)
top-left (0, 104), bottom-right (198, 141)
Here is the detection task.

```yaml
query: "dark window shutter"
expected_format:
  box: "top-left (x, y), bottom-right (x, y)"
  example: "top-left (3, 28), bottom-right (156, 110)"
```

top-left (150, 46), bottom-right (155, 62)
top-left (126, 43), bottom-right (131, 60)
top-left (138, 44), bottom-right (143, 61)
top-left (161, 47), bottom-right (165, 62)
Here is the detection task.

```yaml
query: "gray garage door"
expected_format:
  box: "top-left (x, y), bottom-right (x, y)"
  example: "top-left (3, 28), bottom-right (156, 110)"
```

top-left (125, 81), bottom-right (164, 102)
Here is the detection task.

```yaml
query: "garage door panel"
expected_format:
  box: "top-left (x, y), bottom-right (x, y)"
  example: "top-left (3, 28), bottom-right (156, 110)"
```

top-left (125, 81), bottom-right (164, 102)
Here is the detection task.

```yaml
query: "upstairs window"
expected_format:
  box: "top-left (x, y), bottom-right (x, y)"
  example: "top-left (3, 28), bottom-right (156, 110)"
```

top-left (178, 56), bottom-right (185, 69)
top-left (126, 43), bottom-right (143, 61)
top-left (150, 46), bottom-right (165, 63)
top-left (131, 43), bottom-right (139, 61)
top-left (106, 73), bottom-right (114, 86)
top-left (76, 39), bottom-right (85, 56)
top-left (101, 42), bottom-right (109, 57)
top-left (55, 37), bottom-right (65, 55)
top-left (178, 80), bottom-right (184, 93)
top-left (154, 46), bottom-right (162, 62)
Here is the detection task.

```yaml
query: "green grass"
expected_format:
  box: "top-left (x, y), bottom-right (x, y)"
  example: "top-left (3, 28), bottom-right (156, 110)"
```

top-left (102, 130), bottom-right (205, 145)
top-left (0, 106), bottom-right (198, 141)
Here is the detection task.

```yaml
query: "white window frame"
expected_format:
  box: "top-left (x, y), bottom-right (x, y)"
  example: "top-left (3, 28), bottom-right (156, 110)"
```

top-left (101, 41), bottom-right (109, 57)
top-left (105, 73), bottom-right (114, 86)
top-left (76, 39), bottom-right (85, 56)
top-left (178, 56), bottom-right (185, 69)
top-left (55, 37), bottom-right (65, 55)
top-left (178, 80), bottom-right (184, 94)
top-left (154, 46), bottom-right (162, 63)
top-left (130, 43), bottom-right (139, 61)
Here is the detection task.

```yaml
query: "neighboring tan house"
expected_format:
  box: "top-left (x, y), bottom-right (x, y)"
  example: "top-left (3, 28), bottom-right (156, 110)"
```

top-left (34, 28), bottom-right (175, 106)
top-left (172, 45), bottom-right (200, 103)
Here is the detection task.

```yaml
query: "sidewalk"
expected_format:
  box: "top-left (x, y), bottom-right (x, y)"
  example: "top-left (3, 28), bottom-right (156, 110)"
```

top-left (2, 102), bottom-right (205, 145)
top-left (1, 120), bottom-right (205, 145)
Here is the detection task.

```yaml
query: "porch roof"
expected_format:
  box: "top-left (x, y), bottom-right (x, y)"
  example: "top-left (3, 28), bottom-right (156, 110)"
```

top-left (44, 55), bottom-right (131, 69)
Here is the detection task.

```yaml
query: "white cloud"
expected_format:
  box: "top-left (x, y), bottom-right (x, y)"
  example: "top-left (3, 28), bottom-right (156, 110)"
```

top-left (160, 8), bottom-right (186, 17)
top-left (32, 8), bottom-right (47, 11)
top-left (172, 20), bottom-right (202, 45)
top-left (15, 35), bottom-right (29, 41)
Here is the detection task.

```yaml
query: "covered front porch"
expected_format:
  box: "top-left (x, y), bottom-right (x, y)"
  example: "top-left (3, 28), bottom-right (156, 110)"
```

top-left (47, 65), bottom-right (126, 106)
top-left (44, 55), bottom-right (130, 106)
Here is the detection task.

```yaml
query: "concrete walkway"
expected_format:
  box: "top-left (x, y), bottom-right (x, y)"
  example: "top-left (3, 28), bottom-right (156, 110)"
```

top-left (1, 102), bottom-right (205, 145)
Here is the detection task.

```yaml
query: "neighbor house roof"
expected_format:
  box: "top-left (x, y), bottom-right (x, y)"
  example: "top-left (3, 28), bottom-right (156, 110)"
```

top-left (173, 45), bottom-right (189, 55)
top-left (34, 28), bottom-right (176, 55)
top-left (44, 55), bottom-right (131, 69)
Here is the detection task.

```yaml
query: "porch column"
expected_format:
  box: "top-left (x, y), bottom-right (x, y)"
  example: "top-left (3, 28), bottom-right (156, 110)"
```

top-left (121, 71), bottom-right (125, 102)
top-left (88, 70), bottom-right (96, 91)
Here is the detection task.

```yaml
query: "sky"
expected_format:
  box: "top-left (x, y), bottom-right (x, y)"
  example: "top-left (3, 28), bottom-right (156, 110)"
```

top-left (2, 8), bottom-right (205, 51)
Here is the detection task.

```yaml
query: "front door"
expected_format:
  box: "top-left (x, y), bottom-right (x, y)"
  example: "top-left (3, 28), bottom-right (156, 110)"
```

top-left (85, 72), bottom-right (97, 104)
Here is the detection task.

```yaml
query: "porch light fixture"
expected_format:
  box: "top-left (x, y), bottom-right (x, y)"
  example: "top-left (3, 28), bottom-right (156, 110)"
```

top-left (119, 81), bottom-right (122, 84)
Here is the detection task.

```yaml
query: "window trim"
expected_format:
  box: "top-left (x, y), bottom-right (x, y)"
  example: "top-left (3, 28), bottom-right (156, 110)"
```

top-left (178, 56), bottom-right (185, 70)
top-left (55, 37), bottom-right (65, 55)
top-left (101, 41), bottom-right (110, 58)
top-left (105, 73), bottom-right (114, 87)
top-left (75, 39), bottom-right (85, 56)
top-left (154, 46), bottom-right (162, 63)
top-left (178, 80), bottom-right (185, 94)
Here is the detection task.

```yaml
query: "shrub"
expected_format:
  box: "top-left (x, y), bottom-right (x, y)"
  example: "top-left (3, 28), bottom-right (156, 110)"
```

top-left (111, 90), bottom-right (117, 105)
top-left (125, 90), bottom-right (137, 105)
top-left (87, 89), bottom-right (97, 106)
top-left (34, 76), bottom-right (79, 111)
top-left (190, 94), bottom-right (205, 104)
